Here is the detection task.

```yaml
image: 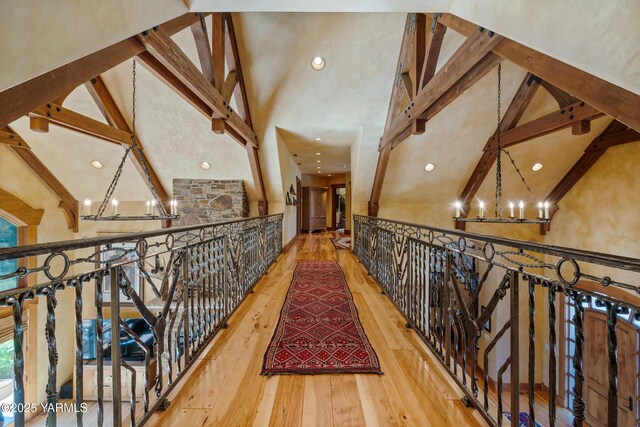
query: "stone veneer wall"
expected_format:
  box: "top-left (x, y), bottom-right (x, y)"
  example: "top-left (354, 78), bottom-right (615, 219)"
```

top-left (173, 179), bottom-right (249, 226)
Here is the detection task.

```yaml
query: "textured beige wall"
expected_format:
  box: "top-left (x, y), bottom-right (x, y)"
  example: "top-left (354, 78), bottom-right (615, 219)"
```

top-left (542, 143), bottom-right (640, 278)
top-left (450, 0), bottom-right (640, 95)
top-left (0, 0), bottom-right (186, 92)
top-left (275, 129), bottom-right (301, 245)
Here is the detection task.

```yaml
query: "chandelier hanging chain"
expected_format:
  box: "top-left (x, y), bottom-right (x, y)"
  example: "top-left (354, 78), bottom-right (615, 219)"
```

top-left (494, 63), bottom-right (503, 218)
top-left (129, 59), bottom-right (166, 214)
top-left (94, 60), bottom-right (165, 218)
top-left (502, 148), bottom-right (537, 199)
top-left (454, 58), bottom-right (549, 224)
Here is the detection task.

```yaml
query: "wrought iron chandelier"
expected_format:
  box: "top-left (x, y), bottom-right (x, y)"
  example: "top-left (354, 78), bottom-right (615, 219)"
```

top-left (81, 60), bottom-right (179, 222)
top-left (454, 64), bottom-right (551, 224)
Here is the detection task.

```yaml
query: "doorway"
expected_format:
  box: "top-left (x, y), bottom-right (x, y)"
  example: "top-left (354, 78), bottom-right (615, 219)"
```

top-left (563, 297), bottom-right (640, 426)
top-left (583, 310), bottom-right (637, 426)
top-left (330, 184), bottom-right (346, 230)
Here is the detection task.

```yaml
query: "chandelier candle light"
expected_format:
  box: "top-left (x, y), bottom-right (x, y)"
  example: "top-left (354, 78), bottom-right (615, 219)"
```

top-left (81, 59), bottom-right (179, 222)
top-left (453, 63), bottom-right (551, 225)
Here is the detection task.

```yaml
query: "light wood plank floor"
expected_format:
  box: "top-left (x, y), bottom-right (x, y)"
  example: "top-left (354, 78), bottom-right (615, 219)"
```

top-left (147, 232), bottom-right (486, 427)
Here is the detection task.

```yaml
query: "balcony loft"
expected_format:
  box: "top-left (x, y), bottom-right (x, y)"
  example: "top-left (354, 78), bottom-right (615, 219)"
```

top-left (1, 3), bottom-right (639, 427)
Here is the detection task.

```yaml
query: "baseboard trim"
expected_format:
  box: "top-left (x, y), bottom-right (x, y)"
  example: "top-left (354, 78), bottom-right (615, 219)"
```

top-left (284, 235), bottom-right (299, 253)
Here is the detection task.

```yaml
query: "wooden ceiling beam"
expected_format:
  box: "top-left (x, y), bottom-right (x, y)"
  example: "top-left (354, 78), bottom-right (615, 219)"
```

top-left (30, 103), bottom-right (133, 146)
top-left (0, 13), bottom-right (202, 130)
top-left (370, 16), bottom-right (501, 216)
top-left (541, 121), bottom-right (640, 234)
top-left (211, 13), bottom-right (225, 92)
top-left (486, 101), bottom-right (603, 151)
top-left (190, 14), bottom-right (215, 84)
top-left (455, 73), bottom-right (540, 227)
top-left (409, 14), bottom-right (427, 134)
top-left (419, 17), bottom-right (447, 91)
top-left (383, 15), bottom-right (417, 133)
top-left (246, 144), bottom-right (268, 216)
top-left (540, 80), bottom-right (592, 136)
top-left (413, 52), bottom-right (502, 133)
top-left (368, 144), bottom-right (392, 217)
top-left (223, 13), bottom-right (267, 215)
top-left (0, 128), bottom-right (30, 149)
top-left (222, 71), bottom-right (238, 103)
top-left (4, 126), bottom-right (78, 231)
top-left (438, 13), bottom-right (640, 132)
top-left (137, 27), bottom-right (258, 147)
top-left (380, 26), bottom-right (503, 149)
top-left (210, 13), bottom-right (226, 133)
top-left (224, 13), bottom-right (254, 129)
top-left (540, 80), bottom-right (575, 108)
top-left (85, 75), bottom-right (172, 218)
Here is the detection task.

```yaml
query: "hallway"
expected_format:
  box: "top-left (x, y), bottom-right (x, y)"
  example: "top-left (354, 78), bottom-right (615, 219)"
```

top-left (147, 232), bottom-right (484, 426)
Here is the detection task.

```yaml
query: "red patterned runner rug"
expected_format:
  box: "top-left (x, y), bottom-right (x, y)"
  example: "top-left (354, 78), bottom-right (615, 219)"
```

top-left (262, 260), bottom-right (382, 374)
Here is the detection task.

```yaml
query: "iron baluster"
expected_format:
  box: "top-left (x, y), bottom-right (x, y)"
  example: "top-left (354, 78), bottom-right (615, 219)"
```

top-left (571, 291), bottom-right (586, 426)
top-left (484, 320), bottom-right (511, 411)
top-left (110, 267), bottom-right (123, 424)
top-left (182, 251), bottom-right (191, 365)
top-left (606, 302), bottom-right (618, 427)
top-left (527, 276), bottom-right (536, 427)
top-left (75, 278), bottom-right (84, 427)
top-left (43, 286), bottom-right (59, 426)
top-left (10, 294), bottom-right (26, 427)
top-left (120, 360), bottom-right (137, 426)
top-left (444, 251), bottom-right (452, 369)
top-left (497, 355), bottom-right (512, 426)
top-left (509, 271), bottom-right (520, 427)
top-left (548, 284), bottom-right (557, 427)
top-left (95, 273), bottom-right (105, 427)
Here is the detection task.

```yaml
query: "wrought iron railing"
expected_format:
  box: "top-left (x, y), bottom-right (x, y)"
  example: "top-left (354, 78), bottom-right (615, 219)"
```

top-left (354, 214), bottom-right (640, 427)
top-left (0, 214), bottom-right (282, 426)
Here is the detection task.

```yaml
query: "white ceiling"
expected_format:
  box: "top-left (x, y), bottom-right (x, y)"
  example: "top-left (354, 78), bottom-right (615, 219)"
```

top-left (186, 0), bottom-right (453, 12)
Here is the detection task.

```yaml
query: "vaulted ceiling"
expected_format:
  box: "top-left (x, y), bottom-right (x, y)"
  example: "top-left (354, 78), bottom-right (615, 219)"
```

top-left (1, 1), bottom-right (639, 235)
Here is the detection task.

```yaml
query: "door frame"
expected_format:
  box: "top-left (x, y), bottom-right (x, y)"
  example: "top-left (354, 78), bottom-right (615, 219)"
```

top-left (296, 176), bottom-right (302, 235)
top-left (330, 184), bottom-right (346, 230)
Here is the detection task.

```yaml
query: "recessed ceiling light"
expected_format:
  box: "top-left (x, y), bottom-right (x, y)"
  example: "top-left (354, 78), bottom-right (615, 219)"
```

top-left (424, 163), bottom-right (435, 172)
top-left (316, 152), bottom-right (321, 156)
top-left (343, 165), bottom-right (347, 168)
top-left (200, 161), bottom-right (211, 170)
top-left (316, 160), bottom-right (321, 163)
top-left (328, 174), bottom-right (332, 177)
top-left (531, 162), bottom-right (544, 172)
top-left (91, 160), bottom-right (103, 169)
top-left (311, 56), bottom-right (326, 71)
top-left (315, 137), bottom-right (322, 141)
top-left (317, 171), bottom-right (321, 173)
top-left (317, 166), bottom-right (321, 169)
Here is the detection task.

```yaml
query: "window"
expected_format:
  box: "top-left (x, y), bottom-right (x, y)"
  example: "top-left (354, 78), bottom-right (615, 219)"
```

top-left (0, 217), bottom-right (18, 291)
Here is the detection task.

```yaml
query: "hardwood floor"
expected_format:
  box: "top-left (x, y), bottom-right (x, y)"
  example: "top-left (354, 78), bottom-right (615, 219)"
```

top-left (147, 232), bottom-right (485, 427)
